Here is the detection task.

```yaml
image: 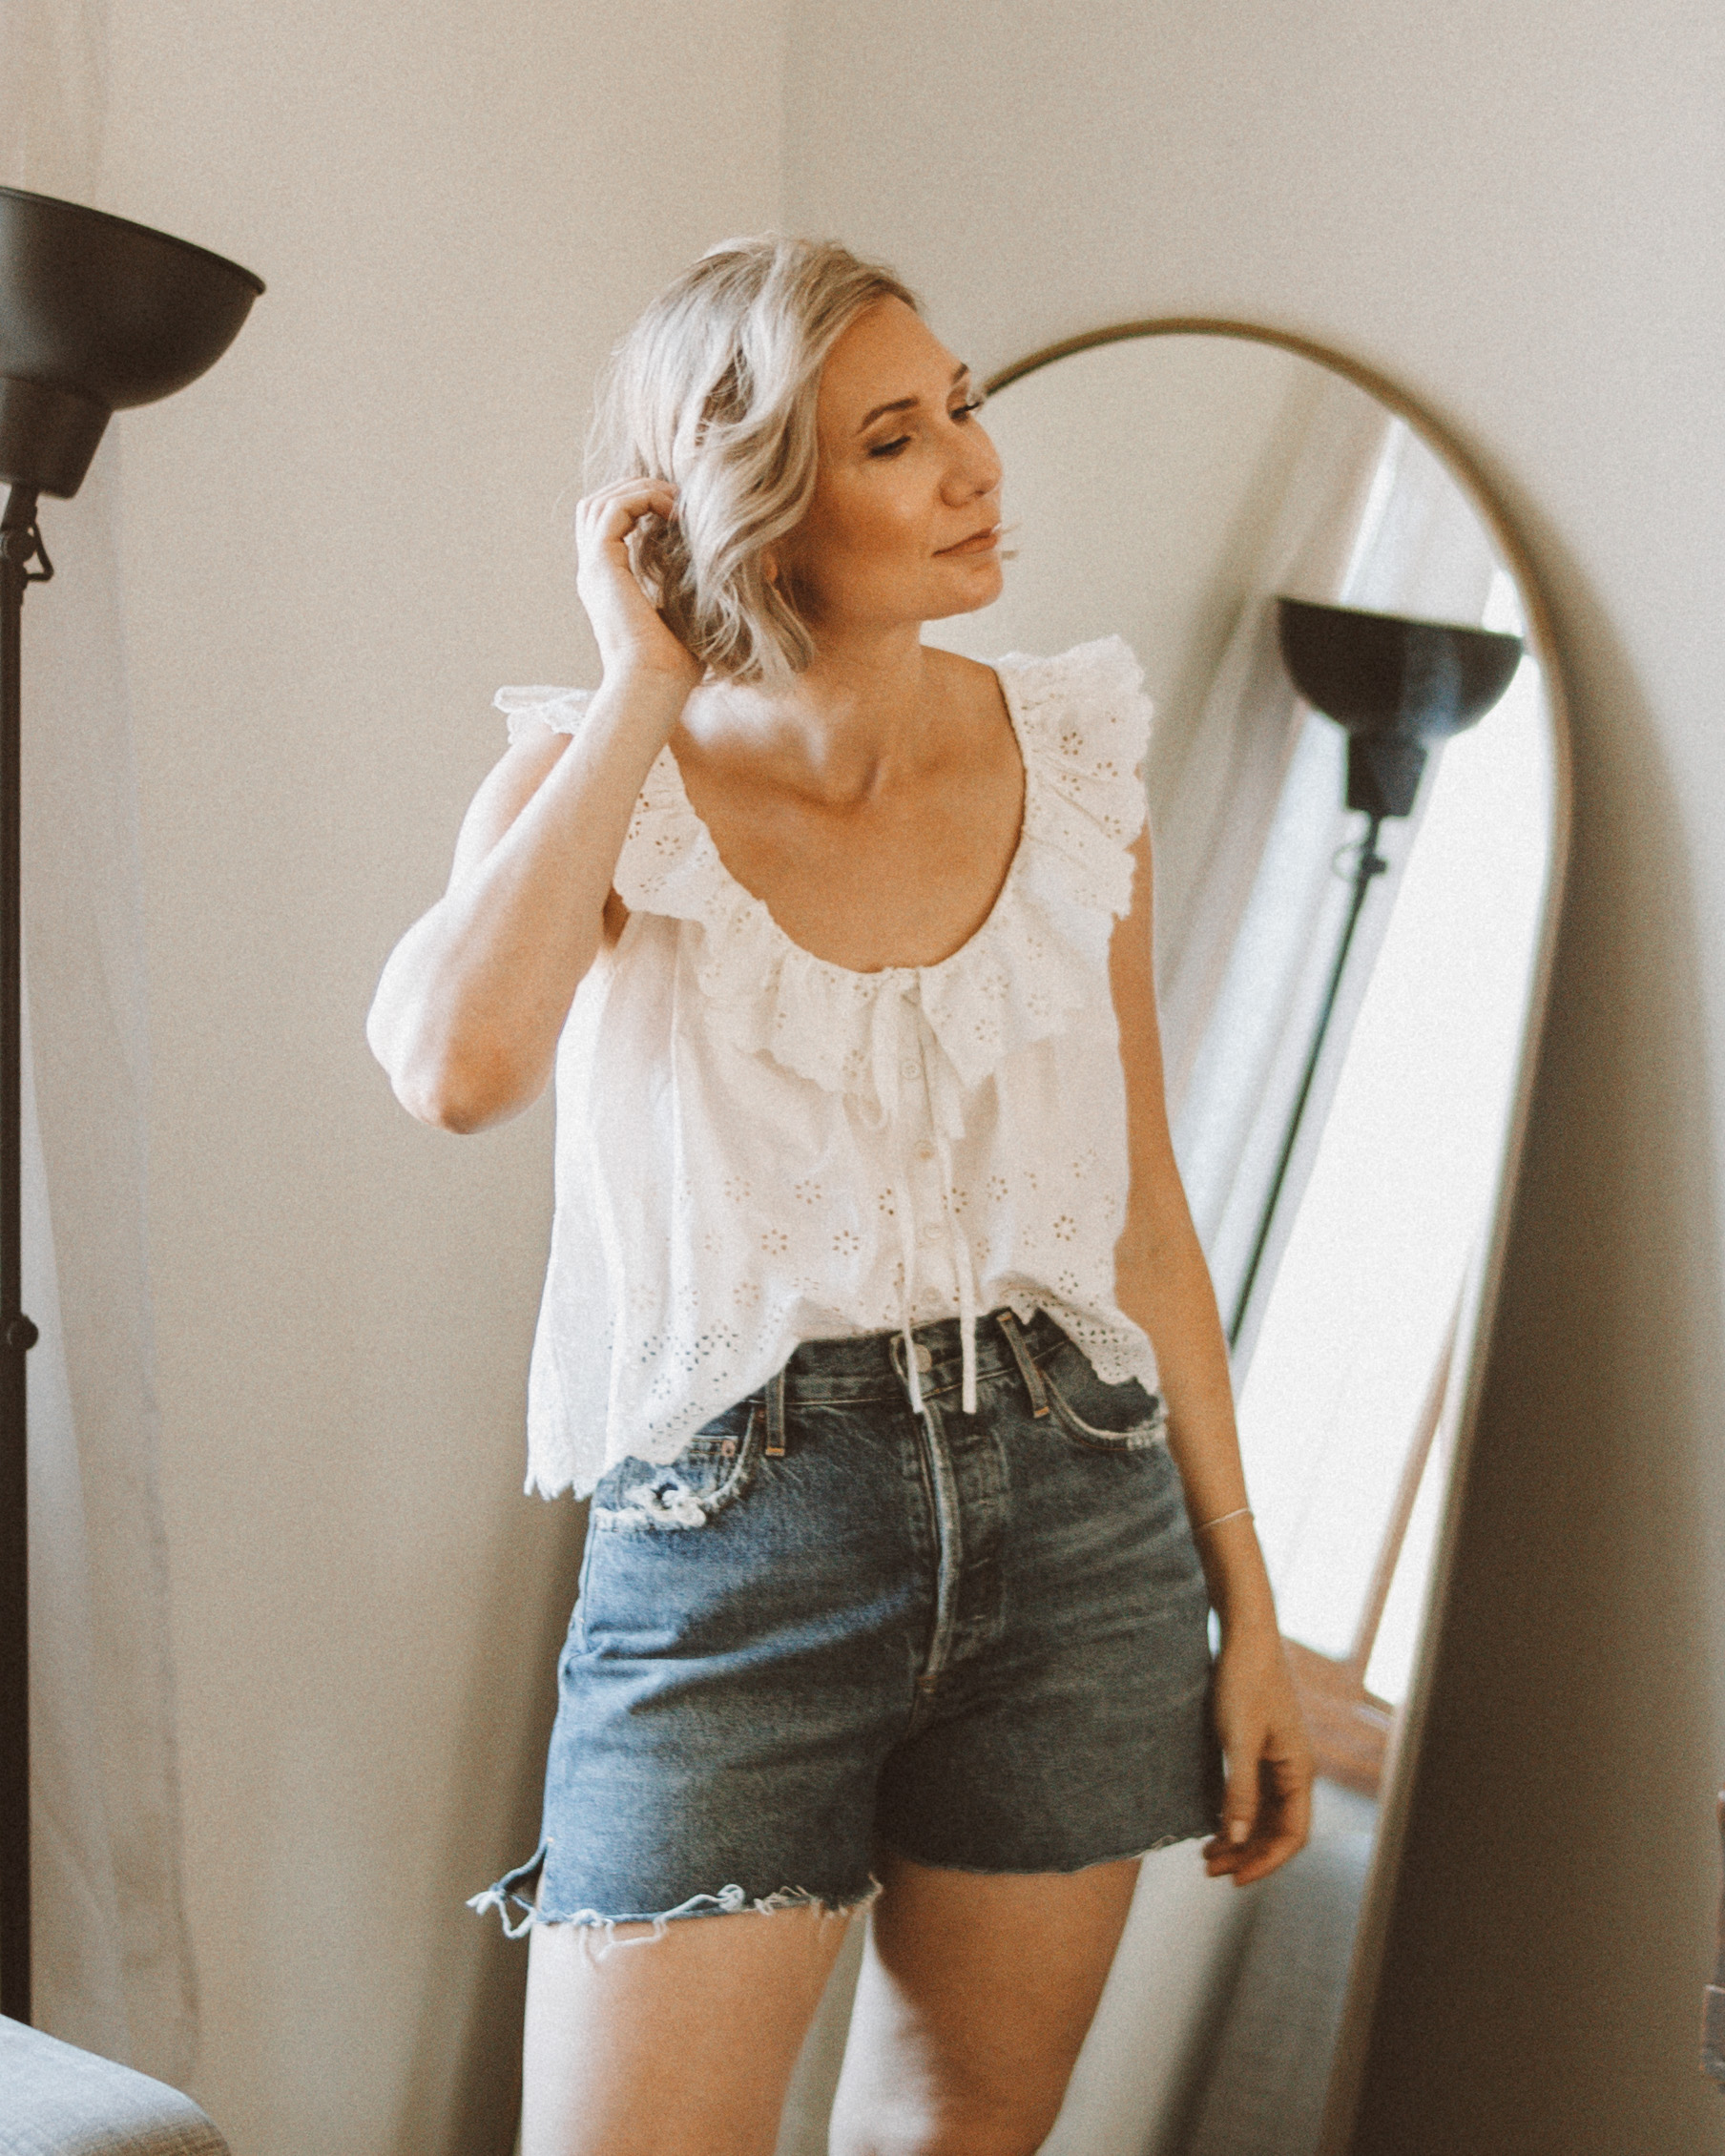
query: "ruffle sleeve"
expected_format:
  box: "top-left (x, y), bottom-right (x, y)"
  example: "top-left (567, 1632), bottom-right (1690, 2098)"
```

top-left (610, 634), bottom-right (1153, 1113)
top-left (494, 685), bottom-right (593, 746)
top-left (992, 634), bottom-right (1153, 920)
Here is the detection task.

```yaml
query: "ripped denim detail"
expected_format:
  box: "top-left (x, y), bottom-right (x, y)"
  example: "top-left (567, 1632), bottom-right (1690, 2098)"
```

top-left (594, 1472), bottom-right (712, 1531)
top-left (467, 1836), bottom-right (881, 1956)
top-left (589, 1411), bottom-right (760, 1534)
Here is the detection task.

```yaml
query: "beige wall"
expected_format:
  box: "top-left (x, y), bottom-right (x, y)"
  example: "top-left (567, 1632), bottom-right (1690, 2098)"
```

top-left (68, 1), bottom-right (1725, 2149)
top-left (95, 3), bottom-right (787, 2148)
top-left (784, 2), bottom-right (1725, 2150)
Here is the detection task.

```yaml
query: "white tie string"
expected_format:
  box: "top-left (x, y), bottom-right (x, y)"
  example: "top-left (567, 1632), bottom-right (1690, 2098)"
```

top-left (894, 1168), bottom-right (925, 1414)
top-left (890, 1003), bottom-right (977, 1416)
top-left (927, 1046), bottom-right (979, 1414)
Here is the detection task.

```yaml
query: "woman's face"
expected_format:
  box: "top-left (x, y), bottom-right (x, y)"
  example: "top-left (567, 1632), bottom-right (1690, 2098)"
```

top-left (777, 297), bottom-right (1005, 637)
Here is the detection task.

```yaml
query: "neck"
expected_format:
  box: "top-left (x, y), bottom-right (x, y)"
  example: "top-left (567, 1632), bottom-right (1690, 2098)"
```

top-left (684, 619), bottom-right (944, 806)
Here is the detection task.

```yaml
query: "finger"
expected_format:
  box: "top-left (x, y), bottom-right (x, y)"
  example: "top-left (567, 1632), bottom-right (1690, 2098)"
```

top-left (1222, 1817), bottom-right (1308, 1887)
top-left (1207, 1778), bottom-right (1313, 1886)
top-left (1274, 1761), bottom-right (1313, 1853)
top-left (1203, 1757), bottom-right (1308, 1870)
top-left (576, 479), bottom-right (677, 529)
top-left (1257, 1745), bottom-right (1313, 1843)
top-left (577, 499), bottom-right (680, 573)
top-left (1218, 1733), bottom-right (1264, 1849)
top-left (578, 475), bottom-right (675, 506)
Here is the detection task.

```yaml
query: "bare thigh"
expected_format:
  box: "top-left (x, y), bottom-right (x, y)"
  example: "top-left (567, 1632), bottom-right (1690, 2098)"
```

top-left (521, 1904), bottom-right (857, 2156)
top-left (829, 1848), bottom-right (1142, 2156)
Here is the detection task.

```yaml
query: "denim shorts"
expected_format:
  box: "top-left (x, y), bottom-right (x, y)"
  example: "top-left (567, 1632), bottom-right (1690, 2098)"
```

top-left (469, 1306), bottom-right (1221, 1937)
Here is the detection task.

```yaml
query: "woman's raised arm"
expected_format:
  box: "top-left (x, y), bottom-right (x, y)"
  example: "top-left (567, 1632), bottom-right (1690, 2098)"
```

top-left (364, 480), bottom-right (700, 1132)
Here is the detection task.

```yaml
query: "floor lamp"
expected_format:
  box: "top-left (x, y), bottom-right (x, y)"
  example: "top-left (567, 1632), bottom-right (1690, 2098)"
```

top-left (0, 185), bottom-right (261, 2025)
top-left (1226, 596), bottom-right (1525, 1347)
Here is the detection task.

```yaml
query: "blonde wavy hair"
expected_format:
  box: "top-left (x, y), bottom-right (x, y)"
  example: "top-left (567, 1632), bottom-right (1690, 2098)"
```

top-left (586, 236), bottom-right (921, 686)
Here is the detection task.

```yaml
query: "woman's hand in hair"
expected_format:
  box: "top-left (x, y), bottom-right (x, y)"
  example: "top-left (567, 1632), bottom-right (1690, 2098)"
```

top-left (574, 479), bottom-right (703, 692)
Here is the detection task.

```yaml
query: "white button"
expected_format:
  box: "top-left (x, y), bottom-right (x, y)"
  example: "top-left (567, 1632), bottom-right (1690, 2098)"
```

top-left (900, 1057), bottom-right (921, 1081)
top-left (914, 1141), bottom-right (937, 1164)
top-left (913, 1344), bottom-right (933, 1373)
top-left (919, 1221), bottom-right (942, 1246)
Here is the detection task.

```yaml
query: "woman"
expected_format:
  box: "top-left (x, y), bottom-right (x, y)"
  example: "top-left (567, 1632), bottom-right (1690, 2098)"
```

top-left (368, 237), bottom-right (1311, 2156)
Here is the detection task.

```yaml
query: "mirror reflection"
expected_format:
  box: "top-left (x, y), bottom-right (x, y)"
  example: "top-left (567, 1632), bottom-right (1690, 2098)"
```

top-left (909, 324), bottom-right (1565, 2156)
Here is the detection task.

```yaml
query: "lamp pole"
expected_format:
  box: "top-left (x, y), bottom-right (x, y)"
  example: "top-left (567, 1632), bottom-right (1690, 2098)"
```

top-left (0, 481), bottom-right (46, 2021)
top-left (1227, 813), bottom-right (1388, 1349)
top-left (0, 185), bottom-right (261, 2023)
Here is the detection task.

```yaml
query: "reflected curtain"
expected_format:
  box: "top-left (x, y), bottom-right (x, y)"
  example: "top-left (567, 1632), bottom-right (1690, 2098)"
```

top-left (3, 0), bottom-right (198, 2081)
top-left (1154, 377), bottom-right (1392, 1217)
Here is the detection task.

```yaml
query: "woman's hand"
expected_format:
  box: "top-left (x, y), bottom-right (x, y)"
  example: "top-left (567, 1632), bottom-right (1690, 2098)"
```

top-left (1201, 1623), bottom-right (1314, 1887)
top-left (574, 478), bottom-right (703, 691)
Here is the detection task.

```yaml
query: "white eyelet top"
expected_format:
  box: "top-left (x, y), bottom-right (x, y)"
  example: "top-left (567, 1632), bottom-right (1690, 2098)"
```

top-left (498, 634), bottom-right (1158, 1499)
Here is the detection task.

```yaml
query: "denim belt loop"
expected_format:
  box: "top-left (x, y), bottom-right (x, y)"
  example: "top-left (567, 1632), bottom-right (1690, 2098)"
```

top-left (996, 1309), bottom-right (1050, 1419)
top-left (764, 1366), bottom-right (788, 1458)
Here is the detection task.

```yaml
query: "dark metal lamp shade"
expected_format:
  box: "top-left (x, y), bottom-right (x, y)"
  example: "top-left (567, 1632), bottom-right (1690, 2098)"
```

top-left (1277, 596), bottom-right (1524, 819)
top-left (0, 187), bottom-right (263, 498)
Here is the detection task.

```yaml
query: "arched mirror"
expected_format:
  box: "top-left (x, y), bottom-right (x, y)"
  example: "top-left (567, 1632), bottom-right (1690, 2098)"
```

top-left (775, 324), bottom-right (1569, 2156)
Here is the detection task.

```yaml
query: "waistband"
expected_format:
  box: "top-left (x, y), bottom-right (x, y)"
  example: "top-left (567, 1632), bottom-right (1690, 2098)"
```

top-left (766, 1305), bottom-right (1072, 1409)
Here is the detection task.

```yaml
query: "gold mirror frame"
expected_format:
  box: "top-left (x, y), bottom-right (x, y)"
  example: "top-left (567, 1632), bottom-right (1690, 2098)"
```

top-left (979, 319), bottom-right (1573, 2150)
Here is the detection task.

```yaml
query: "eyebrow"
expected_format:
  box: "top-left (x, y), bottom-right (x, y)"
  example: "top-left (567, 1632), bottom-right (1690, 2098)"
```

top-left (856, 363), bottom-right (970, 435)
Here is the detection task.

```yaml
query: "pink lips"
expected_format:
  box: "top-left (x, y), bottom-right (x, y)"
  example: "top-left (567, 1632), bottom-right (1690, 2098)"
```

top-left (936, 525), bottom-right (1002, 555)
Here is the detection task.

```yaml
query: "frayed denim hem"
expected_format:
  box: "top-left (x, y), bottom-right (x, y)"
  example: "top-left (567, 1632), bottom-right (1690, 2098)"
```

top-left (467, 1837), bottom-right (882, 1956)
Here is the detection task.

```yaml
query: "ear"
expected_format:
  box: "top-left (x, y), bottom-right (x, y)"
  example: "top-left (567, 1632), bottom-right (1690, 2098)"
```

top-left (760, 549), bottom-right (779, 588)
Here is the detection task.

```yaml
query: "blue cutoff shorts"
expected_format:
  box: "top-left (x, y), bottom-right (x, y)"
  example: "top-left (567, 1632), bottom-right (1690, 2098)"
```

top-left (470, 1306), bottom-right (1221, 1935)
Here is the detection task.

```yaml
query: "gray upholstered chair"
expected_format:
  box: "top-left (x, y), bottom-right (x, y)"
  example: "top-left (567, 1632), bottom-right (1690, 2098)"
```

top-left (0, 2019), bottom-right (229, 2156)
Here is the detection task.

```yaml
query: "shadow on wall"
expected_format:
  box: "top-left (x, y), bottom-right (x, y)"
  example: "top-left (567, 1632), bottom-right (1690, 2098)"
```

top-left (395, 1496), bottom-right (588, 2156)
top-left (1351, 507), bottom-right (1725, 2154)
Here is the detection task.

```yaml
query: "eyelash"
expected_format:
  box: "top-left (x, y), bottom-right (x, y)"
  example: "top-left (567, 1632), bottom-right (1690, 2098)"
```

top-left (867, 398), bottom-right (987, 459)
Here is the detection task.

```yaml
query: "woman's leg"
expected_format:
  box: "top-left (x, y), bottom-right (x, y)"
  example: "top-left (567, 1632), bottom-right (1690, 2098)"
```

top-left (520, 1902), bottom-right (857, 2156)
top-left (828, 1849), bottom-right (1142, 2156)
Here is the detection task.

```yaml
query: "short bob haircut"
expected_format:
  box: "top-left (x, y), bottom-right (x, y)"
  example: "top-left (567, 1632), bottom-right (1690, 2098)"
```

top-left (587, 235), bottom-right (920, 686)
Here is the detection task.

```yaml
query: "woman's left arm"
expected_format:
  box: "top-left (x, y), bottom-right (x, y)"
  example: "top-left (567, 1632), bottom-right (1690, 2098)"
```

top-left (1109, 826), bottom-right (1313, 1886)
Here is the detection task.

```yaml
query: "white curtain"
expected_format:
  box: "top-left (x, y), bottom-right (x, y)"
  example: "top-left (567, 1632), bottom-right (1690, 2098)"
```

top-left (3, 0), bottom-right (199, 2081)
top-left (1154, 375), bottom-right (1394, 1166)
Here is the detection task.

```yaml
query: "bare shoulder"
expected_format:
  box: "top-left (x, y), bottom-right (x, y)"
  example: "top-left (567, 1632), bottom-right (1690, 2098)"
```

top-left (921, 647), bottom-right (1013, 771)
top-left (924, 643), bottom-right (1008, 711)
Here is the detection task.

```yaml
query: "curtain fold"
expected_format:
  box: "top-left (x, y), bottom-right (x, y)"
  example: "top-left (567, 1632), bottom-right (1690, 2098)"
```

top-left (1155, 375), bottom-right (1394, 1151)
top-left (3, 0), bottom-right (199, 2083)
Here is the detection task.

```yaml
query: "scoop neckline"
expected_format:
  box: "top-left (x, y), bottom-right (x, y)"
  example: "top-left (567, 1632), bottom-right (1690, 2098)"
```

top-left (648, 658), bottom-right (1031, 985)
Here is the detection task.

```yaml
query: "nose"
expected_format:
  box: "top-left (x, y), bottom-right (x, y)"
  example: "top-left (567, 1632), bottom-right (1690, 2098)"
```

top-left (943, 412), bottom-right (1002, 504)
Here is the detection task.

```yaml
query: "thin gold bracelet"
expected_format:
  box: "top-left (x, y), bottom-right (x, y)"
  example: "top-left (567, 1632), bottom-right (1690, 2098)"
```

top-left (1193, 1504), bottom-right (1253, 1537)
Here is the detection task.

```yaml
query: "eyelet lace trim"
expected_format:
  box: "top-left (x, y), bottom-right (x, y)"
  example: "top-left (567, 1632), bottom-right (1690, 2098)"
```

top-left (494, 636), bottom-right (1152, 1109)
top-left (496, 684), bottom-right (595, 743)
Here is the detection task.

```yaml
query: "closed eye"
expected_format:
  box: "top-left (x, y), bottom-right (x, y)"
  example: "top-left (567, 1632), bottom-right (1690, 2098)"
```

top-left (866, 397), bottom-right (987, 459)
